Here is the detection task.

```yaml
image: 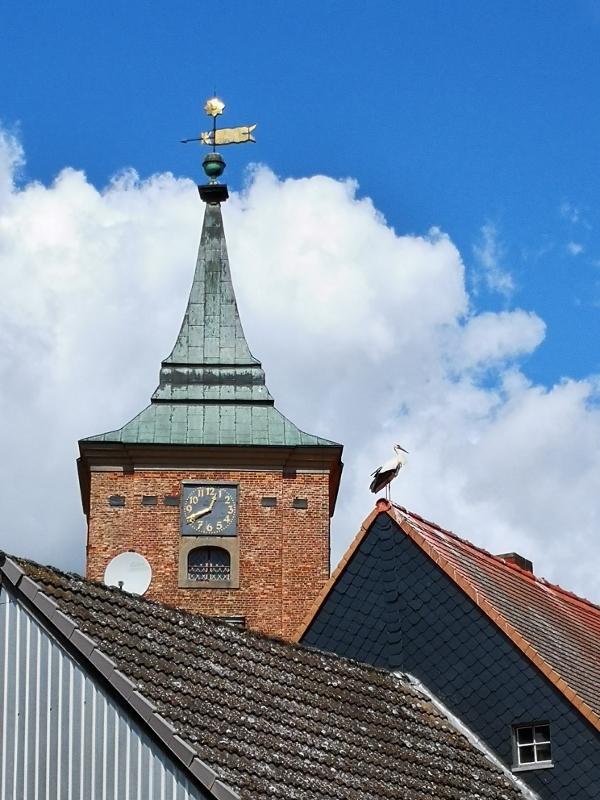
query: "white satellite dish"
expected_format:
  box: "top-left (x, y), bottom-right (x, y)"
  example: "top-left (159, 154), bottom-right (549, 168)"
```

top-left (104, 552), bottom-right (152, 596)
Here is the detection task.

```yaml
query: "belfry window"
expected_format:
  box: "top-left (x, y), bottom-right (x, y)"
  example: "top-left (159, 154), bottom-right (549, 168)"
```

top-left (188, 547), bottom-right (231, 582)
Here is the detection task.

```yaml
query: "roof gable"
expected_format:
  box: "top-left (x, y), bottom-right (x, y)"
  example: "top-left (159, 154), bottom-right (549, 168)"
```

top-left (296, 503), bottom-right (600, 735)
top-left (0, 552), bottom-right (527, 800)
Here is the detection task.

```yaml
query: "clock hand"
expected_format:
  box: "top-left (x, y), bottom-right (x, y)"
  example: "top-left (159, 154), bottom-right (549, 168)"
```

top-left (186, 495), bottom-right (216, 524)
top-left (185, 508), bottom-right (209, 523)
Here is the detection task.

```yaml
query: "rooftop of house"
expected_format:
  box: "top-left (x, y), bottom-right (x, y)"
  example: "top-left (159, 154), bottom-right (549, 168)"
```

top-left (296, 502), bottom-right (600, 735)
top-left (1, 552), bottom-right (528, 800)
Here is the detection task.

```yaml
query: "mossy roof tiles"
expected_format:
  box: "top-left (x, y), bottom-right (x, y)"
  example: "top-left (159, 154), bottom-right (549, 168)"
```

top-left (4, 554), bottom-right (526, 800)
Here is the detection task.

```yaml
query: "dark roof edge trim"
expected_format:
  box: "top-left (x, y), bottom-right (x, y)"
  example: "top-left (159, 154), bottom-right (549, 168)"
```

top-left (399, 672), bottom-right (541, 800)
top-left (0, 554), bottom-right (240, 800)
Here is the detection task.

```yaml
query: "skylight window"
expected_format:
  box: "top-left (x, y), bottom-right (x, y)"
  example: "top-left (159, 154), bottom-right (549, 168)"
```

top-left (513, 723), bottom-right (553, 769)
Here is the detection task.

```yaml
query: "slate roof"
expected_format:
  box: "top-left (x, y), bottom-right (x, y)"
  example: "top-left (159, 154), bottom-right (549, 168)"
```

top-left (1, 553), bottom-right (528, 800)
top-left (296, 503), bottom-right (600, 735)
top-left (82, 201), bottom-right (338, 449)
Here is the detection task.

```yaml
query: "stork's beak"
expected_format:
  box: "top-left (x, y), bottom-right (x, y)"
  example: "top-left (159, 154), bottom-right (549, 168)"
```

top-left (395, 444), bottom-right (409, 453)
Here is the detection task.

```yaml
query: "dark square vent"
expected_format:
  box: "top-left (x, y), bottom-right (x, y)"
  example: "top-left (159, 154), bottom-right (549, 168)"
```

top-left (109, 495), bottom-right (125, 507)
top-left (163, 495), bottom-right (180, 507)
top-left (141, 496), bottom-right (158, 506)
top-left (261, 497), bottom-right (277, 508)
top-left (283, 467), bottom-right (297, 479)
top-left (292, 498), bottom-right (308, 510)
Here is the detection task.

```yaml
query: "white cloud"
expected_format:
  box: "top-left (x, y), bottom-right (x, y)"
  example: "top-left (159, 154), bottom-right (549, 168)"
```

top-left (567, 241), bottom-right (584, 255)
top-left (448, 310), bottom-right (545, 371)
top-left (560, 202), bottom-right (579, 224)
top-left (473, 222), bottom-right (515, 297)
top-left (2, 132), bottom-right (600, 606)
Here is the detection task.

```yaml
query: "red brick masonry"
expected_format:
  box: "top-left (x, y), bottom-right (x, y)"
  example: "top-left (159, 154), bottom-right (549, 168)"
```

top-left (86, 469), bottom-right (331, 639)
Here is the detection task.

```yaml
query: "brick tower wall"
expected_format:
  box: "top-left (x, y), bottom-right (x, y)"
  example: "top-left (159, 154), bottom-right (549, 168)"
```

top-left (86, 469), bottom-right (331, 639)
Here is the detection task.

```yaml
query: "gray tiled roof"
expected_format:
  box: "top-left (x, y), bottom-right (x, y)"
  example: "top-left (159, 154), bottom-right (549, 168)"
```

top-left (10, 555), bottom-right (526, 800)
top-left (83, 201), bottom-right (337, 449)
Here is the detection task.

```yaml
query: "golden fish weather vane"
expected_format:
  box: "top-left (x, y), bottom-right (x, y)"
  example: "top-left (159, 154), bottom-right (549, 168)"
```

top-left (181, 96), bottom-right (257, 151)
top-left (182, 96), bottom-right (256, 202)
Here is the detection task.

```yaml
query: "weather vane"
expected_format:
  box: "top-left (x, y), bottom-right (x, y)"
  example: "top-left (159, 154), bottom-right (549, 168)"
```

top-left (181, 96), bottom-right (256, 190)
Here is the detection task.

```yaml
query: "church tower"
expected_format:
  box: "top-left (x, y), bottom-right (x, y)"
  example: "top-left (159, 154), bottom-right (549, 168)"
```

top-left (78, 99), bottom-right (343, 638)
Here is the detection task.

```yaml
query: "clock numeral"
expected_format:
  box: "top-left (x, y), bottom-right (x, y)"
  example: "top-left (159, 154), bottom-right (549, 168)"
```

top-left (206, 524), bottom-right (213, 532)
top-left (185, 504), bottom-right (192, 513)
top-left (227, 505), bottom-right (234, 515)
top-left (191, 495), bottom-right (198, 504)
top-left (223, 515), bottom-right (231, 524)
top-left (216, 521), bottom-right (223, 531)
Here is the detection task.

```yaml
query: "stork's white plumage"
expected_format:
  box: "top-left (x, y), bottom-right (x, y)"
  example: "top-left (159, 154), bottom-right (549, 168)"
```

top-left (370, 444), bottom-right (408, 496)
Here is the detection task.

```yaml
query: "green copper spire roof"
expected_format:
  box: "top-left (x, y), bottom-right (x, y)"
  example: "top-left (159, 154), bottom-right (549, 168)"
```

top-left (152, 203), bottom-right (272, 405)
top-left (83, 199), bottom-right (338, 448)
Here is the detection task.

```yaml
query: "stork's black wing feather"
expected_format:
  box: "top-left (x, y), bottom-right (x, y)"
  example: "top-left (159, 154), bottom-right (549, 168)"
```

top-left (369, 468), bottom-right (395, 493)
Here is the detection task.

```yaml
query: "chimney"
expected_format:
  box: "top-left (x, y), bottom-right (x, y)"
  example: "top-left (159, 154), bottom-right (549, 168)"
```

top-left (496, 552), bottom-right (533, 574)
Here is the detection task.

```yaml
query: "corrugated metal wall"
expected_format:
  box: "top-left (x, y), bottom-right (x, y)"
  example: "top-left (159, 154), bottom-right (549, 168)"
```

top-left (0, 586), bottom-right (209, 800)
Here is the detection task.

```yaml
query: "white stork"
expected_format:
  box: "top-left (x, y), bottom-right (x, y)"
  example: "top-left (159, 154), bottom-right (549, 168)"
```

top-left (370, 444), bottom-right (408, 498)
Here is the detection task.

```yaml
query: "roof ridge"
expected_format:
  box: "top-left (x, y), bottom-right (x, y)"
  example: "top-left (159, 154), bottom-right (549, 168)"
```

top-left (2, 551), bottom-right (290, 644)
top-left (5, 550), bottom-right (407, 677)
top-left (294, 504), bottom-right (600, 741)
top-left (392, 504), bottom-right (600, 616)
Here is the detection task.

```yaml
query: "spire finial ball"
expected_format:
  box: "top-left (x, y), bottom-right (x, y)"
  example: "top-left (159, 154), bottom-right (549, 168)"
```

top-left (202, 152), bottom-right (226, 181)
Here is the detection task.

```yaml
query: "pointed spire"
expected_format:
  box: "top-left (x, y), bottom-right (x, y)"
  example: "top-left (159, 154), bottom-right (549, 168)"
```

top-left (82, 96), bottom-right (340, 451)
top-left (152, 203), bottom-right (273, 405)
top-left (84, 192), bottom-right (338, 448)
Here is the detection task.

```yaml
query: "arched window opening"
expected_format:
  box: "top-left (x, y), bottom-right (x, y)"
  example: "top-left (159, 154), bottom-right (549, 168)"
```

top-left (188, 547), bottom-right (231, 582)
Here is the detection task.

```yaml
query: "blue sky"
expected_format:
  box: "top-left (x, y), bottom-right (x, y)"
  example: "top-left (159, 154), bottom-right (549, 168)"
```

top-left (2, 2), bottom-right (600, 598)
top-left (3, 1), bottom-right (600, 386)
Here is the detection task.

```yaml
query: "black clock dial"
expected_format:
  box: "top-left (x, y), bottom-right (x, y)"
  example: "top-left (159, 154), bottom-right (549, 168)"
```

top-left (181, 484), bottom-right (238, 536)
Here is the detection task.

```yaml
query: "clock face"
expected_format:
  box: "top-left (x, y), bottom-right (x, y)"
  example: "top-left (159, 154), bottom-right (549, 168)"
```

top-left (180, 484), bottom-right (238, 537)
